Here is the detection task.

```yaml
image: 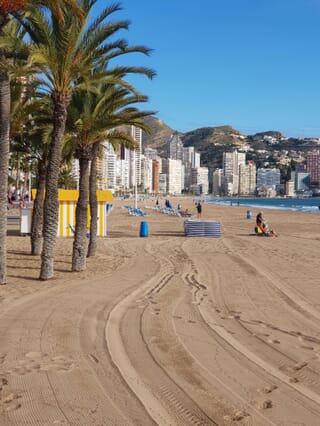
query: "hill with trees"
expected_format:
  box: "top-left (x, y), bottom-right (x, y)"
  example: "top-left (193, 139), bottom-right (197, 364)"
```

top-left (142, 116), bottom-right (320, 172)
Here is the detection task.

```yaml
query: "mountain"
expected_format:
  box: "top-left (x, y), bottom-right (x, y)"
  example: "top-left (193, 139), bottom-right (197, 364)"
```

top-left (181, 125), bottom-right (246, 169)
top-left (141, 116), bottom-right (319, 170)
top-left (142, 117), bottom-right (247, 168)
top-left (142, 116), bottom-right (174, 151)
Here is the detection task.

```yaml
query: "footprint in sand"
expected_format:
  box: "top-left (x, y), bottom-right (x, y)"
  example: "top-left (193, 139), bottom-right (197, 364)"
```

top-left (299, 345), bottom-right (314, 350)
top-left (7, 352), bottom-right (76, 376)
top-left (292, 361), bottom-right (308, 371)
top-left (0, 392), bottom-right (22, 414)
top-left (255, 399), bottom-right (273, 410)
top-left (227, 314), bottom-right (241, 320)
top-left (267, 338), bottom-right (280, 344)
top-left (231, 410), bottom-right (250, 421)
top-left (0, 354), bottom-right (6, 364)
top-left (0, 375), bottom-right (8, 397)
top-left (258, 384), bottom-right (278, 394)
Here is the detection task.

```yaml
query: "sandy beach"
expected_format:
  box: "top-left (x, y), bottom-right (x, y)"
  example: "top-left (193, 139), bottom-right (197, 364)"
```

top-left (1, 198), bottom-right (320, 425)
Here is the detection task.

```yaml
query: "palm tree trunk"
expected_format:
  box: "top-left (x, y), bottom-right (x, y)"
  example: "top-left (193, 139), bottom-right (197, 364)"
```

top-left (0, 40), bottom-right (10, 285)
top-left (87, 142), bottom-right (99, 257)
top-left (16, 157), bottom-right (20, 194)
top-left (40, 91), bottom-right (70, 280)
top-left (72, 152), bottom-right (90, 271)
top-left (30, 155), bottom-right (47, 255)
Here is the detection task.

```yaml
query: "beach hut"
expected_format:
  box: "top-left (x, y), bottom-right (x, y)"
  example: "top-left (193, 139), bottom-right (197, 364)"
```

top-left (32, 189), bottom-right (114, 237)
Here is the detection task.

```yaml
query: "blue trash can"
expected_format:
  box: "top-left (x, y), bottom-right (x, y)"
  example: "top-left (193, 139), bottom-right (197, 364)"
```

top-left (246, 210), bottom-right (252, 219)
top-left (140, 221), bottom-right (149, 237)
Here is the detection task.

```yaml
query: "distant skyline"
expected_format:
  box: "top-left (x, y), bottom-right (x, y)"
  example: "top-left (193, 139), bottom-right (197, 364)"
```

top-left (95, 0), bottom-right (320, 138)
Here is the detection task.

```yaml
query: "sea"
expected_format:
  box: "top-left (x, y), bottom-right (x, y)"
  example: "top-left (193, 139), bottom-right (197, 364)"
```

top-left (205, 197), bottom-right (320, 213)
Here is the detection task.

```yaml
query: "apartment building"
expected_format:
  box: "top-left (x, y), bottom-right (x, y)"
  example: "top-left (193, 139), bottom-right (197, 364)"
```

top-left (223, 150), bottom-right (246, 195)
top-left (256, 168), bottom-right (280, 191)
top-left (306, 152), bottom-right (320, 188)
top-left (239, 161), bottom-right (256, 195)
top-left (166, 133), bottom-right (183, 161)
top-left (161, 158), bottom-right (182, 194)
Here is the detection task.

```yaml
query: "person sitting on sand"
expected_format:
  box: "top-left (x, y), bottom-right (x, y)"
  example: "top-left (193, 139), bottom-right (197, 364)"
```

top-left (180, 208), bottom-right (190, 216)
top-left (256, 211), bottom-right (278, 237)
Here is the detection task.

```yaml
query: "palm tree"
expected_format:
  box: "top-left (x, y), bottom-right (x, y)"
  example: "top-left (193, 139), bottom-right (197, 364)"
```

top-left (0, 11), bottom-right (30, 284)
top-left (0, 0), bottom-right (82, 284)
top-left (0, 11), bottom-right (14, 284)
top-left (26, 1), bottom-right (155, 280)
top-left (27, 101), bottom-right (52, 256)
top-left (66, 80), bottom-right (154, 271)
top-left (87, 114), bottom-right (153, 258)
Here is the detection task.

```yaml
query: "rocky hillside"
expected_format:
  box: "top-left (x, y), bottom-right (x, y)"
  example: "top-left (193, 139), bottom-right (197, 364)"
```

top-left (141, 116), bottom-right (319, 170)
top-left (142, 116), bottom-right (174, 151)
top-left (142, 117), bottom-right (248, 168)
top-left (181, 125), bottom-right (246, 169)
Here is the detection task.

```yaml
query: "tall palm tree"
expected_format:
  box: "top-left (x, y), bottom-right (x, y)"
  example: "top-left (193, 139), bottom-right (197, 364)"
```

top-left (0, 11), bottom-right (31, 284)
top-left (27, 1), bottom-right (155, 280)
top-left (0, 0), bottom-right (82, 284)
top-left (87, 110), bottom-right (154, 257)
top-left (66, 81), bottom-right (154, 271)
top-left (0, 32), bottom-right (10, 284)
top-left (27, 99), bottom-right (53, 255)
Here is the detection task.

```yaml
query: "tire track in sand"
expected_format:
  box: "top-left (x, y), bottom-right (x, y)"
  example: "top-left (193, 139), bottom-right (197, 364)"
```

top-left (106, 240), bottom-right (216, 425)
top-left (179, 239), bottom-right (320, 413)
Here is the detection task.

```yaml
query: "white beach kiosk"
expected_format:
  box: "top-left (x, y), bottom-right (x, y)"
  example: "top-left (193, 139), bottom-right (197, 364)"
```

top-left (31, 189), bottom-right (114, 237)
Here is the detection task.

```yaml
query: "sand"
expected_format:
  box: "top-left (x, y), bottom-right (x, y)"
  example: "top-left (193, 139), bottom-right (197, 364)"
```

top-left (1, 198), bottom-right (320, 425)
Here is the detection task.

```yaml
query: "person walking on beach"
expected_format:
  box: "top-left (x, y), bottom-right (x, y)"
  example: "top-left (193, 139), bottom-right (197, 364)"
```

top-left (196, 202), bottom-right (202, 218)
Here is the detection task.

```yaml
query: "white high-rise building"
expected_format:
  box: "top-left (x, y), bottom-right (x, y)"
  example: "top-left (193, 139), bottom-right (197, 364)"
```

top-left (161, 158), bottom-right (182, 194)
top-left (191, 167), bottom-right (209, 195)
top-left (223, 150), bottom-right (246, 195)
top-left (94, 140), bottom-right (116, 190)
top-left (182, 147), bottom-right (193, 191)
top-left (182, 146), bottom-right (200, 168)
top-left (166, 133), bottom-right (183, 161)
top-left (239, 161), bottom-right (256, 195)
top-left (159, 173), bottom-right (167, 193)
top-left (144, 147), bottom-right (158, 160)
top-left (129, 125), bottom-right (142, 187)
top-left (116, 145), bottom-right (130, 190)
top-left (104, 142), bottom-right (117, 190)
top-left (193, 152), bottom-right (200, 168)
top-left (212, 169), bottom-right (223, 195)
top-left (183, 146), bottom-right (194, 164)
top-left (141, 157), bottom-right (153, 192)
top-left (182, 147), bottom-right (201, 191)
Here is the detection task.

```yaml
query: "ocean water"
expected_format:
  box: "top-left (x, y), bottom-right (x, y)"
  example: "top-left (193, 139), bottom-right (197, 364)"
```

top-left (206, 197), bottom-right (320, 213)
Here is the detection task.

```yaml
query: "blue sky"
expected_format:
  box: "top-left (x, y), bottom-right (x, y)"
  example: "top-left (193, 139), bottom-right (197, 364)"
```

top-left (96, 0), bottom-right (320, 138)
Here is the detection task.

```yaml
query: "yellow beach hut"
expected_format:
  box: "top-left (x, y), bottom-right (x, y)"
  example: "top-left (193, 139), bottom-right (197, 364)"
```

top-left (32, 189), bottom-right (114, 237)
